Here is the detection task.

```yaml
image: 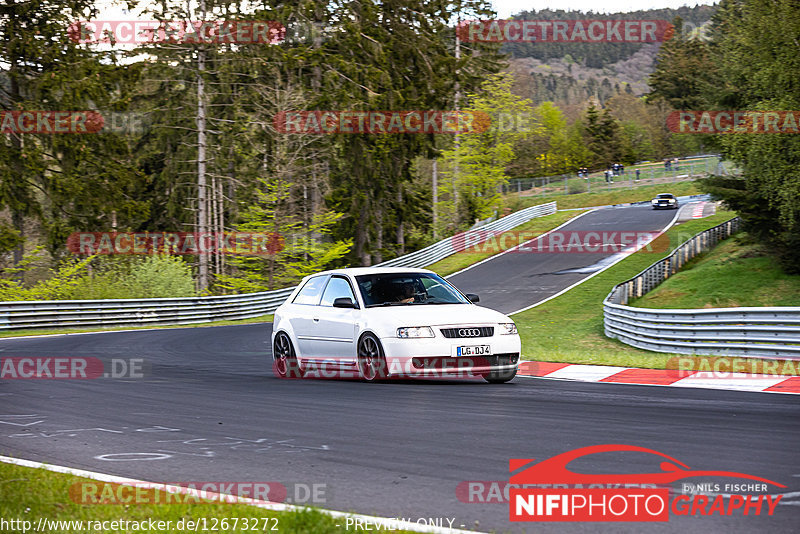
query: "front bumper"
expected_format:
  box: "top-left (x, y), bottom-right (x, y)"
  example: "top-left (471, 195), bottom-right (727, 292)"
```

top-left (379, 335), bottom-right (521, 378)
top-left (409, 353), bottom-right (519, 376)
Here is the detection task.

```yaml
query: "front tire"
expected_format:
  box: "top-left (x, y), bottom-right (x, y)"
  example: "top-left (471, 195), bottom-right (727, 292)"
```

top-left (273, 332), bottom-right (303, 379)
top-left (357, 333), bottom-right (388, 381)
top-left (483, 368), bottom-right (517, 384)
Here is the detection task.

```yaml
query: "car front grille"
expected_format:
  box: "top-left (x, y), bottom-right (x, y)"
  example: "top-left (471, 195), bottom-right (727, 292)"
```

top-left (412, 353), bottom-right (519, 369)
top-left (440, 326), bottom-right (494, 338)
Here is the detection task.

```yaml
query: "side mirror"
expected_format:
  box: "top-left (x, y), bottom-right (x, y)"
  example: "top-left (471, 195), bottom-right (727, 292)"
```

top-left (465, 293), bottom-right (480, 303)
top-left (333, 297), bottom-right (358, 309)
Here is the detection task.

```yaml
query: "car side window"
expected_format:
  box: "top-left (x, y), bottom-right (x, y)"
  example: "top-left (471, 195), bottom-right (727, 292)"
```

top-left (292, 275), bottom-right (327, 305)
top-left (319, 276), bottom-right (357, 307)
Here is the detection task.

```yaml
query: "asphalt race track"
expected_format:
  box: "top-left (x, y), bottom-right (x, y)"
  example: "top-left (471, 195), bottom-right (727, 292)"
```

top-left (449, 204), bottom-right (679, 314)
top-left (1, 324), bottom-right (798, 533)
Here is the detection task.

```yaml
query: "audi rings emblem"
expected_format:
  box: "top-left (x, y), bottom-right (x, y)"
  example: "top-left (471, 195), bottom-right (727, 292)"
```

top-left (458, 328), bottom-right (481, 337)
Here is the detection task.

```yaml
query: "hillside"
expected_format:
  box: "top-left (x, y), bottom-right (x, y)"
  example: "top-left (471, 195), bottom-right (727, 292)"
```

top-left (504, 5), bottom-right (717, 107)
top-left (630, 235), bottom-right (800, 309)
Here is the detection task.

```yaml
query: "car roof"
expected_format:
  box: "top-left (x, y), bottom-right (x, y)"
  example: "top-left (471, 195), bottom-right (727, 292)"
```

top-left (656, 193), bottom-right (676, 197)
top-left (308, 267), bottom-right (435, 278)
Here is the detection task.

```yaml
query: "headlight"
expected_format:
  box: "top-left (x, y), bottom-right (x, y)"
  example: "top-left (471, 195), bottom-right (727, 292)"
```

top-left (499, 323), bottom-right (517, 335)
top-left (668, 198), bottom-right (676, 203)
top-left (397, 326), bottom-right (434, 338)
top-left (651, 199), bottom-right (658, 204)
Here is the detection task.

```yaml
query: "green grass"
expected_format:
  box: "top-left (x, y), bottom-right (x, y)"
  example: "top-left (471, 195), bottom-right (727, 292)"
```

top-left (510, 211), bottom-right (800, 372)
top-left (631, 235), bottom-right (800, 308)
top-left (509, 156), bottom-right (731, 200)
top-left (426, 210), bottom-right (581, 275)
top-left (0, 314), bottom-right (273, 339)
top-left (508, 179), bottom-right (702, 211)
top-left (0, 461), bottom-right (421, 534)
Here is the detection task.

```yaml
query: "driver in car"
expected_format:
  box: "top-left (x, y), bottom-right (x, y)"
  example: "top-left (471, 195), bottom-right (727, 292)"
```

top-left (396, 282), bottom-right (416, 303)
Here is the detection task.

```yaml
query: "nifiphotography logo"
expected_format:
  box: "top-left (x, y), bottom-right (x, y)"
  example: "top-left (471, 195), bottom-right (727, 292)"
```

top-left (508, 444), bottom-right (785, 522)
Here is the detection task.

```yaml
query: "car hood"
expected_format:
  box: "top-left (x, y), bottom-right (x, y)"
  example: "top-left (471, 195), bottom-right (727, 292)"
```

top-left (363, 303), bottom-right (513, 327)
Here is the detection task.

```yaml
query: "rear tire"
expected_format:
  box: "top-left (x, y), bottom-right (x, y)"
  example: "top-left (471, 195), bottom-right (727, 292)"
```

top-left (357, 333), bottom-right (388, 381)
top-left (273, 332), bottom-right (303, 379)
top-left (483, 368), bottom-right (517, 384)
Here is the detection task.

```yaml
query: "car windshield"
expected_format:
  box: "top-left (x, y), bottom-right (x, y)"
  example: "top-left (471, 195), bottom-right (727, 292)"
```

top-left (657, 194), bottom-right (675, 199)
top-left (355, 273), bottom-right (470, 307)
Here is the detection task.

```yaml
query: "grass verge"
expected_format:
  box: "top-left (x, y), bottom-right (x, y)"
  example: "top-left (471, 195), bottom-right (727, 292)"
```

top-left (511, 211), bottom-right (799, 375)
top-left (0, 314), bottom-right (273, 339)
top-left (0, 460), bottom-right (420, 534)
top-left (630, 234), bottom-right (800, 308)
top-left (508, 179), bottom-right (701, 211)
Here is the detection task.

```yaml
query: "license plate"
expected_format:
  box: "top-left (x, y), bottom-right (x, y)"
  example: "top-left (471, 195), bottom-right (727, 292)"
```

top-left (456, 345), bottom-right (491, 357)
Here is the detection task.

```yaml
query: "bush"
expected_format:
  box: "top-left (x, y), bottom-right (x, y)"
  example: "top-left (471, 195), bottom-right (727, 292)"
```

top-left (71, 255), bottom-right (196, 299)
top-left (0, 250), bottom-right (93, 301)
top-left (0, 253), bottom-right (196, 301)
top-left (568, 180), bottom-right (587, 194)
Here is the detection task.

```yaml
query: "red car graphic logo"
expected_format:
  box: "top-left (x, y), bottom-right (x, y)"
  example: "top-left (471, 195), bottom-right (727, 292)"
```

top-left (510, 444), bottom-right (785, 487)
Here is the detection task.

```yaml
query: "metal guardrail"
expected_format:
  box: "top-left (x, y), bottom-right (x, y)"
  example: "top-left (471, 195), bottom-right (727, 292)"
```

top-left (0, 202), bottom-right (556, 331)
top-left (0, 288), bottom-right (296, 331)
top-left (604, 217), bottom-right (800, 359)
top-left (375, 202), bottom-right (556, 268)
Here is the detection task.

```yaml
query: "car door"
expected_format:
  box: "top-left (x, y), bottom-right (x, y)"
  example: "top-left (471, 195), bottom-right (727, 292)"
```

top-left (287, 274), bottom-right (328, 357)
top-left (312, 275), bottom-right (360, 361)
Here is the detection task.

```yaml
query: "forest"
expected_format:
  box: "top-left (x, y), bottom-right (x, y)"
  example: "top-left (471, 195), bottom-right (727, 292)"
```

top-left (0, 0), bottom-right (796, 300)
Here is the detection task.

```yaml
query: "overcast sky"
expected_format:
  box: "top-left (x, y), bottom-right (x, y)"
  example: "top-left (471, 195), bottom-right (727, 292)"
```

top-left (97, 1), bottom-right (718, 18)
top-left (492, 1), bottom-right (717, 17)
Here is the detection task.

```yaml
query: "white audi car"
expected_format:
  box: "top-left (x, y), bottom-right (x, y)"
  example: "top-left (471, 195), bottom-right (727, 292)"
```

top-left (271, 267), bottom-right (521, 383)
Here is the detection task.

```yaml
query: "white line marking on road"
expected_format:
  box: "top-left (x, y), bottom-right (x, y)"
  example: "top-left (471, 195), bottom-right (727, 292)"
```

top-left (515, 372), bottom-right (798, 394)
top-left (446, 208), bottom-right (598, 279)
top-left (95, 452), bottom-right (172, 461)
top-left (0, 455), bottom-right (483, 534)
top-left (510, 207), bottom-right (682, 316)
top-left (672, 373), bottom-right (787, 392)
top-left (544, 365), bottom-right (625, 382)
top-left (0, 415), bottom-right (44, 427)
